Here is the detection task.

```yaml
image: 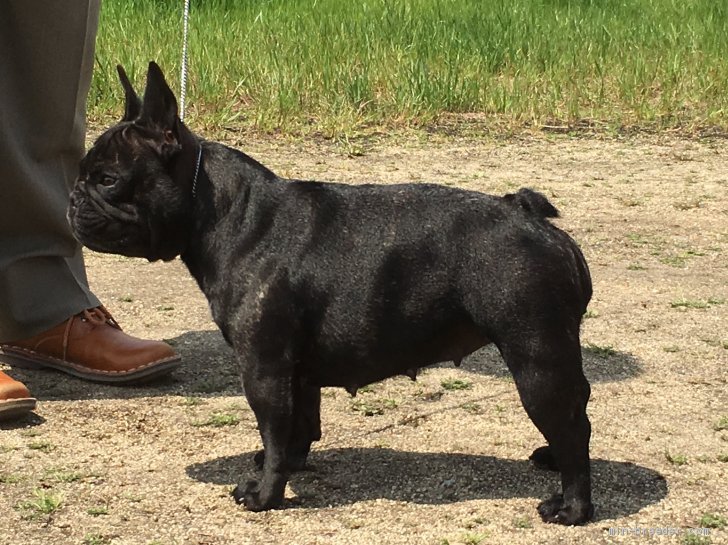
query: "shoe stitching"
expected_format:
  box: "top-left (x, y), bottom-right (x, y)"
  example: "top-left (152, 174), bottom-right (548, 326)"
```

top-left (0, 345), bottom-right (180, 375)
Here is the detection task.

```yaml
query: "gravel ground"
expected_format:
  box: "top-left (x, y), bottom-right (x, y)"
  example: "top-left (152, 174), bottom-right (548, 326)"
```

top-left (1, 133), bottom-right (726, 545)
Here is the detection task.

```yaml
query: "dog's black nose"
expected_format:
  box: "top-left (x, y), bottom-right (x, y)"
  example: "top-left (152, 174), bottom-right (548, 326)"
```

top-left (69, 181), bottom-right (86, 206)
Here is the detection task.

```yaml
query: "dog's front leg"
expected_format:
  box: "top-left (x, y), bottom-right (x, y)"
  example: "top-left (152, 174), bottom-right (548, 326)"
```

top-left (253, 378), bottom-right (321, 471)
top-left (233, 359), bottom-right (294, 511)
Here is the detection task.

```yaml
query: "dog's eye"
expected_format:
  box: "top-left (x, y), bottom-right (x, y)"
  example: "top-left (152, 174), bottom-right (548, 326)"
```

top-left (100, 176), bottom-right (117, 187)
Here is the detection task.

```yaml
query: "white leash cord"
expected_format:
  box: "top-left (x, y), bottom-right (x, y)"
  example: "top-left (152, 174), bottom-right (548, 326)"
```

top-left (180, 0), bottom-right (191, 121)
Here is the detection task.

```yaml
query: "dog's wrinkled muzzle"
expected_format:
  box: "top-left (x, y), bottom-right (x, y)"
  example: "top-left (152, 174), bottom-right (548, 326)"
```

top-left (67, 183), bottom-right (147, 257)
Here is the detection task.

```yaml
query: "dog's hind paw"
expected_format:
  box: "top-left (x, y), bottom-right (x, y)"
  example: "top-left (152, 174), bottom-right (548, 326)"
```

top-left (537, 494), bottom-right (594, 525)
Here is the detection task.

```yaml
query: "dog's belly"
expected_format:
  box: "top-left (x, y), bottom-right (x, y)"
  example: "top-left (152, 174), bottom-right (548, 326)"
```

top-left (302, 324), bottom-right (489, 390)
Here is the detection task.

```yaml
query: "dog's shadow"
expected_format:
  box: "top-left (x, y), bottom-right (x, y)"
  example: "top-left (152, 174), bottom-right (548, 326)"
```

top-left (10, 329), bottom-right (641, 403)
top-left (458, 342), bottom-right (641, 384)
top-left (186, 448), bottom-right (666, 521)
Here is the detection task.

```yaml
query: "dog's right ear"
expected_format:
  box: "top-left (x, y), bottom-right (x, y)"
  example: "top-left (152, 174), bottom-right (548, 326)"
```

top-left (139, 61), bottom-right (179, 131)
top-left (117, 65), bottom-right (141, 122)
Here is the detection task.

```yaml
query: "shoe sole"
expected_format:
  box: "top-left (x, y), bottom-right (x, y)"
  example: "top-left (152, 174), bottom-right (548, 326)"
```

top-left (0, 397), bottom-right (37, 421)
top-left (0, 347), bottom-right (181, 385)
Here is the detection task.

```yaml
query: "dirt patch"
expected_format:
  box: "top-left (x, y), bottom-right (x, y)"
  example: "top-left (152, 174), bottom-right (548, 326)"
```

top-left (1, 134), bottom-right (726, 545)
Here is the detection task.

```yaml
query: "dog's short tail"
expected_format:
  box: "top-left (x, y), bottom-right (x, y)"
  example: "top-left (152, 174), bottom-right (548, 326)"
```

top-left (504, 188), bottom-right (559, 218)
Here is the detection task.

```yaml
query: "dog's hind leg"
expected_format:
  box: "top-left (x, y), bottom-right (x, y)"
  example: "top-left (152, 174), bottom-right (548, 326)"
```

top-left (253, 379), bottom-right (321, 471)
top-left (499, 331), bottom-right (594, 525)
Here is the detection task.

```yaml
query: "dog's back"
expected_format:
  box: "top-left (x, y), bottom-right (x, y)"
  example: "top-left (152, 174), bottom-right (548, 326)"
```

top-left (209, 173), bottom-right (591, 390)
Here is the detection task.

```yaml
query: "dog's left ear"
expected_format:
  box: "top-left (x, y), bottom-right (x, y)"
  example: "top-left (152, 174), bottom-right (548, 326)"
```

top-left (139, 61), bottom-right (181, 159)
top-left (117, 65), bottom-right (141, 121)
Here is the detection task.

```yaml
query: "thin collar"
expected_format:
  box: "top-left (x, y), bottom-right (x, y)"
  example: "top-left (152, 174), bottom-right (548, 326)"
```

top-left (191, 144), bottom-right (203, 199)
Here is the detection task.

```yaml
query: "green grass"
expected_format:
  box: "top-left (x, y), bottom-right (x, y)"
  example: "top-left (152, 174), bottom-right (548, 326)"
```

top-left (714, 416), bottom-right (728, 432)
top-left (665, 451), bottom-right (688, 466)
top-left (16, 489), bottom-right (63, 520)
top-left (699, 513), bottom-right (726, 529)
top-left (27, 440), bottom-right (55, 453)
top-left (584, 343), bottom-right (617, 358)
top-left (84, 534), bottom-right (111, 545)
top-left (87, 505), bottom-right (109, 516)
top-left (0, 473), bottom-right (23, 484)
top-left (92, 0), bottom-right (728, 136)
top-left (191, 412), bottom-right (240, 427)
top-left (460, 532), bottom-right (489, 545)
top-left (682, 534), bottom-right (711, 545)
top-left (671, 298), bottom-right (725, 310)
top-left (441, 378), bottom-right (473, 391)
top-left (358, 384), bottom-right (376, 394)
top-left (180, 396), bottom-right (205, 407)
top-left (461, 402), bottom-right (483, 414)
top-left (351, 397), bottom-right (399, 416)
top-left (44, 468), bottom-right (83, 483)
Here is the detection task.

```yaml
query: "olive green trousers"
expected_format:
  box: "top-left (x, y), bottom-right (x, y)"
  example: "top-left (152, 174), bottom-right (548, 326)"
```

top-left (0, 1), bottom-right (101, 341)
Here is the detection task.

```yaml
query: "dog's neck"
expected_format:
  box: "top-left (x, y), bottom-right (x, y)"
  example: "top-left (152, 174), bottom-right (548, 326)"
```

top-left (169, 120), bottom-right (203, 200)
top-left (179, 140), bottom-right (280, 300)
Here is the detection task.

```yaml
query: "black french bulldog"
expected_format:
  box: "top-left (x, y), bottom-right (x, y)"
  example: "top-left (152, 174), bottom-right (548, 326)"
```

top-left (68, 62), bottom-right (594, 525)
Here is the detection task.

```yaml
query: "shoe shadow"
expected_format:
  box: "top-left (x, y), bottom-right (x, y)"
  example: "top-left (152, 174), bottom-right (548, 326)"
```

top-left (7, 329), bottom-right (641, 401)
top-left (0, 411), bottom-right (46, 430)
top-left (186, 447), bottom-right (667, 522)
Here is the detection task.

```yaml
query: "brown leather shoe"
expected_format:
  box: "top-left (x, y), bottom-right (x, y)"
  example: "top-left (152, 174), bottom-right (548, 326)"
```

top-left (0, 370), bottom-right (36, 420)
top-left (0, 307), bottom-right (181, 384)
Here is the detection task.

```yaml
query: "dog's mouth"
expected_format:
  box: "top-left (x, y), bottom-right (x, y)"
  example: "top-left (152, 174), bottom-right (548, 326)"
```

top-left (74, 183), bottom-right (139, 222)
top-left (68, 186), bottom-right (150, 258)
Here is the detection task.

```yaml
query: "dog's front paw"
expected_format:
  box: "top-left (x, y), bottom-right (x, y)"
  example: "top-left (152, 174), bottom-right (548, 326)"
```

top-left (232, 480), bottom-right (267, 511)
top-left (537, 494), bottom-right (594, 525)
top-left (232, 479), bottom-right (284, 512)
top-left (232, 480), bottom-right (253, 505)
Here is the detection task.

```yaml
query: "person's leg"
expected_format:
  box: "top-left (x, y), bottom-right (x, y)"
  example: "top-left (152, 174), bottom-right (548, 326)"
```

top-left (0, 1), bottom-right (180, 402)
top-left (0, 0), bottom-right (101, 342)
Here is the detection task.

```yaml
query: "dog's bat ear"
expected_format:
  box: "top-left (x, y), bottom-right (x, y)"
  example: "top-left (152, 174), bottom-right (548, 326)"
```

top-left (139, 61), bottom-right (179, 131)
top-left (117, 65), bottom-right (141, 122)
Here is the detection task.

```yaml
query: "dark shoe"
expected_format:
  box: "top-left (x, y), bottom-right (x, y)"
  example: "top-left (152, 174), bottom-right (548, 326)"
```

top-left (0, 370), bottom-right (36, 420)
top-left (0, 307), bottom-right (181, 384)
